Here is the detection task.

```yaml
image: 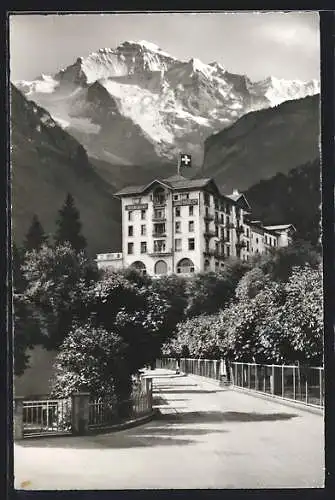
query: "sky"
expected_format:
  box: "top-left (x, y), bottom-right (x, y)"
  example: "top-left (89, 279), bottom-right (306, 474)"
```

top-left (9, 12), bottom-right (320, 82)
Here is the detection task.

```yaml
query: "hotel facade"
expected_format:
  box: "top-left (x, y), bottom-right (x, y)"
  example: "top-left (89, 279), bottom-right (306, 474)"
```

top-left (97, 174), bottom-right (295, 276)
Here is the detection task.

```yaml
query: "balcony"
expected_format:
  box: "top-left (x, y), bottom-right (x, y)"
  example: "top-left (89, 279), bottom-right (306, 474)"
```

top-left (149, 250), bottom-right (173, 257)
top-left (153, 198), bottom-right (166, 207)
top-left (152, 232), bottom-right (166, 238)
top-left (204, 230), bottom-right (216, 239)
top-left (152, 216), bottom-right (166, 222)
top-left (203, 250), bottom-right (226, 260)
top-left (204, 214), bottom-right (214, 222)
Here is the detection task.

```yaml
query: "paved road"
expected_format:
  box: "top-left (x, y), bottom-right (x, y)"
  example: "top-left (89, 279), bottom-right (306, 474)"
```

top-left (14, 369), bottom-right (324, 490)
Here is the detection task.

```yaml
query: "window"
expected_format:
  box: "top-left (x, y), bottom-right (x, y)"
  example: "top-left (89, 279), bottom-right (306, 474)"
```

top-left (175, 207), bottom-right (181, 217)
top-left (128, 226), bottom-right (133, 237)
top-left (181, 192), bottom-right (189, 200)
top-left (205, 240), bottom-right (210, 252)
top-left (215, 242), bottom-right (219, 253)
top-left (204, 259), bottom-right (210, 271)
top-left (204, 193), bottom-right (210, 206)
top-left (153, 187), bottom-right (166, 205)
top-left (174, 194), bottom-right (179, 201)
top-left (141, 210), bottom-right (146, 220)
top-left (154, 240), bottom-right (166, 253)
top-left (215, 211), bottom-right (219, 223)
top-left (154, 208), bottom-right (165, 219)
top-left (189, 205), bottom-right (194, 216)
top-left (220, 214), bottom-right (224, 224)
top-left (256, 237), bottom-right (259, 244)
top-left (226, 215), bottom-right (230, 227)
top-left (127, 242), bottom-right (134, 254)
top-left (214, 198), bottom-right (219, 210)
top-left (175, 238), bottom-right (182, 251)
top-left (274, 239), bottom-right (277, 247)
top-left (188, 238), bottom-right (195, 251)
top-left (189, 221), bottom-right (194, 232)
top-left (205, 222), bottom-right (209, 233)
top-left (140, 242), bottom-right (147, 254)
top-left (215, 261), bottom-right (219, 270)
top-left (128, 211), bottom-right (133, 221)
top-left (226, 229), bottom-right (230, 241)
top-left (175, 221), bottom-right (181, 233)
top-left (141, 225), bottom-right (146, 236)
top-left (215, 225), bottom-right (219, 237)
top-left (153, 223), bottom-right (166, 235)
top-left (226, 246), bottom-right (230, 257)
top-left (265, 235), bottom-right (267, 244)
top-left (246, 241), bottom-right (250, 252)
top-left (246, 227), bottom-right (249, 238)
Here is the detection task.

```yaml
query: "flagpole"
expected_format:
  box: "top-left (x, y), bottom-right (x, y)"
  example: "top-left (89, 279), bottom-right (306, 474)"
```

top-left (177, 154), bottom-right (181, 176)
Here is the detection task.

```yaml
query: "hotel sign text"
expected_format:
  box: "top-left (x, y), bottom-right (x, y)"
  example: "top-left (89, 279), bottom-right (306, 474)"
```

top-left (173, 199), bottom-right (198, 207)
top-left (125, 204), bottom-right (148, 210)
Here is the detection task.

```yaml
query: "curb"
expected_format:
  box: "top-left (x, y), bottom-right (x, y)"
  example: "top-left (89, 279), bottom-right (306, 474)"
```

top-left (20, 410), bottom-right (159, 440)
top-left (87, 409), bottom-right (159, 434)
top-left (182, 372), bottom-right (323, 415)
top-left (230, 386), bottom-right (324, 416)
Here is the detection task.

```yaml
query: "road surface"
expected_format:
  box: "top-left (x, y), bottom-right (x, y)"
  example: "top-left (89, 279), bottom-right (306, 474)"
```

top-left (14, 369), bottom-right (324, 489)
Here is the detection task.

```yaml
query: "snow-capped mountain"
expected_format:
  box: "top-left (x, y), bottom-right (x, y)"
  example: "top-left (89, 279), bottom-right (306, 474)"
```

top-left (15, 40), bottom-right (320, 166)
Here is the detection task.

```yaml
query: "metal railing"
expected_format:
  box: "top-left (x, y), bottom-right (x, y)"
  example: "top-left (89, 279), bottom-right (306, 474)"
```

top-left (231, 362), bottom-right (324, 408)
top-left (89, 398), bottom-right (117, 428)
top-left (157, 358), bottom-right (324, 408)
top-left (23, 399), bottom-right (72, 436)
top-left (88, 391), bottom-right (152, 429)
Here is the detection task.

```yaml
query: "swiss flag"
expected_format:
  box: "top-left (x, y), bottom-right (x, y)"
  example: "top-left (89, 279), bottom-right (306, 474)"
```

top-left (179, 153), bottom-right (192, 168)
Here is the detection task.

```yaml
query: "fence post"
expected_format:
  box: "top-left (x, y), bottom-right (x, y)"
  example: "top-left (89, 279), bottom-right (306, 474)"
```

top-left (282, 365), bottom-right (284, 398)
top-left (71, 392), bottom-right (90, 435)
top-left (319, 368), bottom-right (322, 407)
top-left (293, 366), bottom-right (296, 400)
top-left (14, 397), bottom-right (24, 440)
top-left (219, 358), bottom-right (228, 387)
top-left (270, 365), bottom-right (275, 395)
top-left (145, 378), bottom-right (153, 411)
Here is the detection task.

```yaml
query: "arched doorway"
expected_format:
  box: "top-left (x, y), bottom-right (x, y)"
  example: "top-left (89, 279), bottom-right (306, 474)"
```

top-left (130, 261), bottom-right (147, 275)
top-left (176, 258), bottom-right (195, 274)
top-left (154, 260), bottom-right (168, 275)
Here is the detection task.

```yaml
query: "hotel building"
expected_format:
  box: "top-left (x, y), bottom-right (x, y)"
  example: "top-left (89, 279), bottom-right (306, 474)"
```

top-left (96, 174), bottom-right (295, 276)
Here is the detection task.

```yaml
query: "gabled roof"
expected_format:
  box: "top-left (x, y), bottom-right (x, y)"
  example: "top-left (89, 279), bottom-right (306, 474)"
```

top-left (114, 175), bottom-right (214, 197)
top-left (264, 224), bottom-right (296, 232)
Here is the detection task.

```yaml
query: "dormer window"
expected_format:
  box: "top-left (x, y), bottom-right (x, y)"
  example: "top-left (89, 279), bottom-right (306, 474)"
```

top-left (153, 187), bottom-right (166, 205)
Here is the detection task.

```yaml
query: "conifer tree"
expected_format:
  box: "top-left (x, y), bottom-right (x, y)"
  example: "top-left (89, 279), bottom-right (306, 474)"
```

top-left (24, 214), bottom-right (48, 251)
top-left (54, 193), bottom-right (86, 252)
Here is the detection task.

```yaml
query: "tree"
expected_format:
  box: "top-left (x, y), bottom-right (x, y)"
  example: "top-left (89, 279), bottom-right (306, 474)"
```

top-left (185, 259), bottom-right (251, 317)
top-left (22, 243), bottom-right (98, 350)
top-left (252, 239), bottom-right (321, 282)
top-left (163, 312), bottom-right (233, 360)
top-left (24, 214), bottom-right (48, 251)
top-left (75, 272), bottom-right (169, 400)
top-left (54, 193), bottom-right (86, 252)
top-left (151, 274), bottom-right (188, 339)
top-left (50, 324), bottom-right (128, 400)
top-left (274, 265), bottom-right (323, 364)
top-left (12, 243), bottom-right (43, 375)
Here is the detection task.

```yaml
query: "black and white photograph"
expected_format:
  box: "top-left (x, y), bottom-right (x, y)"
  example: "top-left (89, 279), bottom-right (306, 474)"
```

top-left (10, 11), bottom-right (324, 490)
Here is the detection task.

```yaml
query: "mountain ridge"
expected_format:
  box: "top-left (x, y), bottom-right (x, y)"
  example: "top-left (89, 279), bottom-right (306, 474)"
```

top-left (15, 40), bottom-right (319, 167)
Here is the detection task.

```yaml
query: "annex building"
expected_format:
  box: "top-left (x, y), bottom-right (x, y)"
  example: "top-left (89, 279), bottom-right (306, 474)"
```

top-left (96, 174), bottom-right (295, 276)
